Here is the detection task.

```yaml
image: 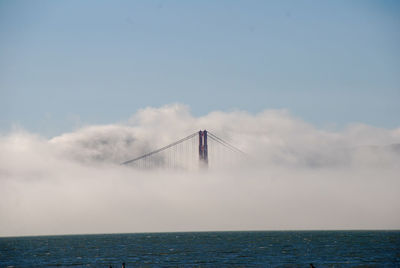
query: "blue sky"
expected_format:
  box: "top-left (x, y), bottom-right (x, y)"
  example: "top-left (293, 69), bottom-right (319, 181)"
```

top-left (1, 0), bottom-right (399, 136)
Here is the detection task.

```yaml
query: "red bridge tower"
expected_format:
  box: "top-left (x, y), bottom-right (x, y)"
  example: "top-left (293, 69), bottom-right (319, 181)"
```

top-left (199, 130), bottom-right (208, 166)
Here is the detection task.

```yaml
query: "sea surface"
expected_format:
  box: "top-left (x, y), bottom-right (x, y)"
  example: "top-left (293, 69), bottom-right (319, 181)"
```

top-left (1, 231), bottom-right (399, 267)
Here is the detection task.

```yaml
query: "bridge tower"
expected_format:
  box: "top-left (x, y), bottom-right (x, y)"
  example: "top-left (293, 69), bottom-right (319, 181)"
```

top-left (199, 130), bottom-right (208, 166)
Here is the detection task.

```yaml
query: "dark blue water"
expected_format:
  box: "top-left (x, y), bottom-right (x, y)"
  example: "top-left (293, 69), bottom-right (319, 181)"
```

top-left (1, 231), bottom-right (399, 267)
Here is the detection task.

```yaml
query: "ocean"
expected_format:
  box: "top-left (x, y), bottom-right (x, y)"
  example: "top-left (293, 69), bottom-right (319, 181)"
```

top-left (1, 231), bottom-right (399, 267)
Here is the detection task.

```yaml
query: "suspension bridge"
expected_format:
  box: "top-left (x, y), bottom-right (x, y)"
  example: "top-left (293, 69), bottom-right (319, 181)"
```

top-left (121, 130), bottom-right (245, 170)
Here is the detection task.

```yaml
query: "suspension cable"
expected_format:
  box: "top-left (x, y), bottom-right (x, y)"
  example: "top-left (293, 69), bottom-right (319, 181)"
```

top-left (121, 132), bottom-right (198, 165)
top-left (207, 132), bottom-right (247, 155)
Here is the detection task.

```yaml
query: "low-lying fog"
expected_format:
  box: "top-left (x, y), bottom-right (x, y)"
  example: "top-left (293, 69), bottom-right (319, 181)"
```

top-left (1, 104), bottom-right (399, 236)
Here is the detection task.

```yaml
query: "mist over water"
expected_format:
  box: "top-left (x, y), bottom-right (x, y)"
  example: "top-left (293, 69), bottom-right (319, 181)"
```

top-left (1, 104), bottom-right (400, 237)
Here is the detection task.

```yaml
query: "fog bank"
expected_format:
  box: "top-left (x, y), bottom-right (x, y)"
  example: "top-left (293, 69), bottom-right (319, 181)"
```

top-left (1, 104), bottom-right (399, 236)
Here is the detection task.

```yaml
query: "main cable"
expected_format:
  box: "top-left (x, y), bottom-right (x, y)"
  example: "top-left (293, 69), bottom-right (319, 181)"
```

top-left (207, 132), bottom-right (247, 155)
top-left (121, 132), bottom-right (198, 165)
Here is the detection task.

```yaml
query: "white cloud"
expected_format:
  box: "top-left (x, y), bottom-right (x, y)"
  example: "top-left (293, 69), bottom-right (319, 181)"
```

top-left (1, 104), bottom-right (399, 236)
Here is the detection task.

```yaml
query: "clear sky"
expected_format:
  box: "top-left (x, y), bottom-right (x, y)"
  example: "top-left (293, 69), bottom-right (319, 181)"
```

top-left (1, 0), bottom-right (399, 136)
